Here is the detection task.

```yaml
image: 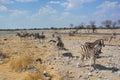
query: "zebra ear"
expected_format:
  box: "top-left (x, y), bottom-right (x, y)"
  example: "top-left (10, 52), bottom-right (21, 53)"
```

top-left (101, 39), bottom-right (105, 47)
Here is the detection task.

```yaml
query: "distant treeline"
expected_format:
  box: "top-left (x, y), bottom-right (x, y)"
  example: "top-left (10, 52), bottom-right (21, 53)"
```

top-left (0, 27), bottom-right (120, 31)
top-left (0, 19), bottom-right (120, 31)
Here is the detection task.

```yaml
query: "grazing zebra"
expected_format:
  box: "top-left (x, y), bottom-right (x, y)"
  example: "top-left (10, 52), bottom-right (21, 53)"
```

top-left (16, 32), bottom-right (27, 38)
top-left (80, 43), bottom-right (100, 69)
top-left (48, 40), bottom-right (56, 46)
top-left (109, 32), bottom-right (116, 43)
top-left (34, 32), bottom-right (45, 43)
top-left (16, 32), bottom-right (28, 41)
top-left (16, 32), bottom-right (33, 39)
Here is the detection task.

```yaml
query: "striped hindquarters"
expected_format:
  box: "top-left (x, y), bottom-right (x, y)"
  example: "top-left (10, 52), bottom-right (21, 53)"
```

top-left (80, 44), bottom-right (90, 60)
top-left (80, 44), bottom-right (99, 60)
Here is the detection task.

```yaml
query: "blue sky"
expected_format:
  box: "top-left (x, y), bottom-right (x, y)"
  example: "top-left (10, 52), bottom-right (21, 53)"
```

top-left (0, 0), bottom-right (120, 29)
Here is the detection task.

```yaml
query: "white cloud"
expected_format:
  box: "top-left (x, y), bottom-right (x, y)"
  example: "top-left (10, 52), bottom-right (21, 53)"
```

top-left (0, 0), bottom-right (14, 4)
top-left (94, 1), bottom-right (120, 15)
top-left (32, 5), bottom-right (57, 17)
top-left (48, 0), bottom-right (96, 10)
top-left (16, 0), bottom-right (37, 3)
top-left (10, 10), bottom-right (27, 17)
top-left (0, 0), bottom-right (38, 3)
top-left (0, 5), bottom-right (8, 11)
top-left (54, 12), bottom-right (71, 20)
top-left (0, 5), bottom-right (27, 17)
top-left (49, 1), bottom-right (60, 4)
top-left (61, 0), bottom-right (96, 10)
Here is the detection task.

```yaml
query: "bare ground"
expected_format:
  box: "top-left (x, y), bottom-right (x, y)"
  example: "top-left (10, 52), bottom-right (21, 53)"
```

top-left (0, 29), bottom-right (120, 80)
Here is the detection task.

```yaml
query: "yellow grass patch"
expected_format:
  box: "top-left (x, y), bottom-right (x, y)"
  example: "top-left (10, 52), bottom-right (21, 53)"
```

top-left (23, 65), bottom-right (47, 80)
top-left (9, 54), bottom-right (34, 72)
top-left (23, 72), bottom-right (44, 80)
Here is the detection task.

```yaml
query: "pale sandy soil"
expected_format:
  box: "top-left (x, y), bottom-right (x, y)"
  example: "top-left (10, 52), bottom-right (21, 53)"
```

top-left (0, 29), bottom-right (120, 80)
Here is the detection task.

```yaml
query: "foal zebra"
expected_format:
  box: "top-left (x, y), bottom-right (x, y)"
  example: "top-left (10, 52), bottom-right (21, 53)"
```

top-left (80, 39), bottom-right (105, 69)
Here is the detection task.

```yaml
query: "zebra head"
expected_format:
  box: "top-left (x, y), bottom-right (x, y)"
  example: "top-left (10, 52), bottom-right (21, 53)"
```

top-left (100, 39), bottom-right (105, 47)
top-left (95, 39), bottom-right (105, 47)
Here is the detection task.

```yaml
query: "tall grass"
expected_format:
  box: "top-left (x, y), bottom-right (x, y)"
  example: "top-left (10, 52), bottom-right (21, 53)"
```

top-left (23, 72), bottom-right (44, 80)
top-left (23, 65), bottom-right (46, 80)
top-left (9, 54), bottom-right (33, 72)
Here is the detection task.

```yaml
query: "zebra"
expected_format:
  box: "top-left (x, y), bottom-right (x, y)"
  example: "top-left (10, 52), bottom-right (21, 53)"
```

top-left (84, 39), bottom-right (105, 55)
top-left (34, 32), bottom-right (45, 43)
top-left (80, 39), bottom-right (105, 69)
top-left (48, 36), bottom-right (64, 57)
top-left (16, 32), bottom-right (27, 38)
top-left (16, 32), bottom-right (28, 41)
top-left (16, 32), bottom-right (33, 39)
top-left (80, 43), bottom-right (101, 69)
top-left (109, 32), bottom-right (116, 43)
top-left (48, 40), bottom-right (56, 46)
top-left (56, 37), bottom-right (64, 57)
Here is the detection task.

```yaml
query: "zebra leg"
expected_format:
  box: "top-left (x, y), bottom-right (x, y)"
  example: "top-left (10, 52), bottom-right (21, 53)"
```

top-left (93, 56), bottom-right (96, 69)
top-left (109, 37), bottom-right (113, 43)
top-left (90, 57), bottom-right (95, 71)
top-left (41, 39), bottom-right (43, 44)
top-left (80, 54), bottom-right (85, 67)
top-left (81, 54), bottom-right (84, 62)
top-left (90, 57), bottom-right (93, 68)
top-left (84, 53), bottom-right (88, 60)
top-left (58, 49), bottom-right (60, 57)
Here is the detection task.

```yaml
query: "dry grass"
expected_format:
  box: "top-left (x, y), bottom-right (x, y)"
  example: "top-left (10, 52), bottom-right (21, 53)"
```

top-left (0, 50), bottom-right (7, 58)
top-left (9, 53), bottom-right (34, 72)
top-left (23, 65), bottom-right (48, 80)
top-left (23, 72), bottom-right (44, 80)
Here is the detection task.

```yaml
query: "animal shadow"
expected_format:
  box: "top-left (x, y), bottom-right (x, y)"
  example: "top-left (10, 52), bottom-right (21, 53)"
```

top-left (60, 47), bottom-right (69, 51)
top-left (62, 52), bottom-right (73, 58)
top-left (94, 64), bottom-right (119, 72)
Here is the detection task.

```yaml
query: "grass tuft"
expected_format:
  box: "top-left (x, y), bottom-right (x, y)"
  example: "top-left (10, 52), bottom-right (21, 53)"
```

top-left (9, 54), bottom-right (33, 72)
top-left (24, 72), bottom-right (45, 80)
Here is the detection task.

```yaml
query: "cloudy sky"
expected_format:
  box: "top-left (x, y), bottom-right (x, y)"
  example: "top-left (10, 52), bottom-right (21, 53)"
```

top-left (0, 0), bottom-right (120, 29)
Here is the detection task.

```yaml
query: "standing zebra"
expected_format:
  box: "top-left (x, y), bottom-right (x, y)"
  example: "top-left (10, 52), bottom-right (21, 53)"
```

top-left (56, 37), bottom-right (64, 57)
top-left (48, 36), bottom-right (64, 57)
top-left (80, 43), bottom-right (101, 69)
top-left (80, 39), bottom-right (105, 69)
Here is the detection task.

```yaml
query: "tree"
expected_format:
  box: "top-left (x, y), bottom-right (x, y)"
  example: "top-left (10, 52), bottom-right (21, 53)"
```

top-left (112, 22), bottom-right (117, 29)
top-left (102, 20), bottom-right (112, 28)
top-left (69, 24), bottom-right (74, 29)
top-left (117, 19), bottom-right (120, 27)
top-left (90, 21), bottom-right (96, 33)
top-left (78, 22), bottom-right (85, 29)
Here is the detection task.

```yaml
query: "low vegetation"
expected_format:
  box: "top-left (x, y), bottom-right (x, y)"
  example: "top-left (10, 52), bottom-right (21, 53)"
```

top-left (24, 72), bottom-right (44, 80)
top-left (9, 54), bottom-right (33, 72)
